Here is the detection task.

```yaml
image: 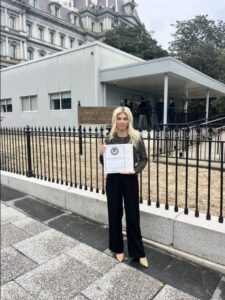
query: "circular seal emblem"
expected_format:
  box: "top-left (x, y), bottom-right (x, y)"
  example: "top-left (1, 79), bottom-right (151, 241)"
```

top-left (111, 147), bottom-right (119, 155)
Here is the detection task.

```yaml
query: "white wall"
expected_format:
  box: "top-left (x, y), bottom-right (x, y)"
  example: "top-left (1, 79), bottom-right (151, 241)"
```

top-left (1, 42), bottom-right (145, 128)
top-left (1, 44), bottom-right (97, 128)
top-left (96, 44), bottom-right (144, 106)
top-left (99, 45), bottom-right (142, 69)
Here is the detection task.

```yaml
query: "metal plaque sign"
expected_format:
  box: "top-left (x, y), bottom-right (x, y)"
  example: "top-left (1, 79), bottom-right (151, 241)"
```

top-left (78, 106), bottom-right (116, 124)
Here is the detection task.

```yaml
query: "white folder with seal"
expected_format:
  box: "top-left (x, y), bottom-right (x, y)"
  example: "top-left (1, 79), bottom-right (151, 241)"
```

top-left (104, 144), bottom-right (134, 174)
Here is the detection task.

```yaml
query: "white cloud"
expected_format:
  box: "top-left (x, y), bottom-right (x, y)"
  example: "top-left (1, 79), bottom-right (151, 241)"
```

top-left (136, 0), bottom-right (225, 49)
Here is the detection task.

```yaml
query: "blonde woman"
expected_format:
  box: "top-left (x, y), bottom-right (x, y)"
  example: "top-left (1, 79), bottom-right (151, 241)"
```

top-left (99, 106), bottom-right (149, 268)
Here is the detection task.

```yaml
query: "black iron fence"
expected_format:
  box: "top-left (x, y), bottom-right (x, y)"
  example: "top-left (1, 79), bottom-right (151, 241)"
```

top-left (0, 126), bottom-right (224, 223)
top-left (153, 124), bottom-right (225, 162)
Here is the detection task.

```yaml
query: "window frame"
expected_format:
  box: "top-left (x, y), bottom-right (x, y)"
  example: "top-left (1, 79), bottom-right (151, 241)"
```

top-left (69, 37), bottom-right (74, 48)
top-left (9, 15), bottom-right (16, 30)
top-left (21, 95), bottom-right (38, 112)
top-left (31, 0), bottom-right (38, 8)
top-left (60, 34), bottom-right (65, 47)
top-left (38, 26), bottom-right (44, 40)
top-left (0, 98), bottom-right (13, 113)
top-left (49, 91), bottom-right (72, 111)
top-left (9, 43), bottom-right (17, 58)
top-left (49, 30), bottom-right (55, 44)
top-left (27, 48), bottom-right (34, 60)
top-left (55, 6), bottom-right (59, 17)
top-left (26, 22), bottom-right (32, 36)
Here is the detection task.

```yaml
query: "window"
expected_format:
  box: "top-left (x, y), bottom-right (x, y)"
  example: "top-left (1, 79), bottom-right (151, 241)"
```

top-left (9, 16), bottom-right (16, 29)
top-left (55, 6), bottom-right (59, 17)
top-left (60, 34), bottom-right (65, 47)
top-left (27, 48), bottom-right (33, 60)
top-left (70, 14), bottom-right (77, 24)
top-left (1, 99), bottom-right (12, 113)
top-left (0, 40), bottom-right (4, 56)
top-left (91, 22), bottom-right (95, 31)
top-left (61, 92), bottom-right (71, 109)
top-left (26, 23), bottom-right (32, 36)
top-left (9, 44), bottom-right (17, 58)
top-left (21, 96), bottom-right (38, 111)
top-left (70, 38), bottom-right (74, 48)
top-left (100, 22), bottom-right (103, 32)
top-left (50, 92), bottom-right (71, 110)
top-left (31, 0), bottom-right (37, 8)
top-left (38, 27), bottom-right (44, 40)
top-left (1, 11), bottom-right (4, 26)
top-left (49, 31), bottom-right (55, 44)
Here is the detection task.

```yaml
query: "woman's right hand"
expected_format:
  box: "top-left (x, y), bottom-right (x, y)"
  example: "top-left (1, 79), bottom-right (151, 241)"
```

top-left (99, 144), bottom-right (106, 155)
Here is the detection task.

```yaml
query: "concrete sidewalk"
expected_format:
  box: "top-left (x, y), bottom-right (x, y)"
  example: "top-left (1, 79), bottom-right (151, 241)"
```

top-left (1, 185), bottom-right (225, 300)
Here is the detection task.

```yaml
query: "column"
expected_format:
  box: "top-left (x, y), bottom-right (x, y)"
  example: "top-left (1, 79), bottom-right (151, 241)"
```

top-left (4, 7), bottom-right (8, 28)
top-left (115, 0), bottom-right (118, 12)
top-left (106, 0), bottom-right (109, 7)
top-left (20, 41), bottom-right (23, 59)
top-left (23, 14), bottom-right (26, 31)
top-left (5, 36), bottom-right (9, 57)
top-left (184, 99), bottom-right (189, 123)
top-left (206, 90), bottom-right (210, 122)
top-left (163, 74), bottom-right (168, 126)
top-left (19, 14), bottom-right (22, 31)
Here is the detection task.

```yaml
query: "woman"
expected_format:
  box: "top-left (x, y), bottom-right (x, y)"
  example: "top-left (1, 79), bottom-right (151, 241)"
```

top-left (99, 106), bottom-right (149, 268)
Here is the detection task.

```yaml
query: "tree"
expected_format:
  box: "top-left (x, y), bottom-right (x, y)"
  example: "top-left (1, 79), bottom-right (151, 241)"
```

top-left (104, 24), bottom-right (168, 60)
top-left (169, 15), bottom-right (225, 118)
top-left (169, 15), bottom-right (225, 83)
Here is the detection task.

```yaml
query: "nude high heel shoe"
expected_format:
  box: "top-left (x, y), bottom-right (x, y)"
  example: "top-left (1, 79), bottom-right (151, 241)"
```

top-left (115, 253), bottom-right (128, 262)
top-left (139, 257), bottom-right (149, 268)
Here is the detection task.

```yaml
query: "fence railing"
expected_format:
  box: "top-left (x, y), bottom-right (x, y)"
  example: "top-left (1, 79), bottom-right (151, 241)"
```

top-left (153, 124), bottom-right (225, 162)
top-left (0, 126), bottom-right (224, 223)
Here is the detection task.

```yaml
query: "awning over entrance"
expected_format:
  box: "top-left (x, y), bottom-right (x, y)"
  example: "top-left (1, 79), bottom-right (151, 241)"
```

top-left (100, 56), bottom-right (225, 99)
top-left (100, 56), bottom-right (225, 124)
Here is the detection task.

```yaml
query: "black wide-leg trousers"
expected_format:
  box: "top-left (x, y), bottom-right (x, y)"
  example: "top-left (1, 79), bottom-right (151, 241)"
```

top-left (106, 173), bottom-right (145, 258)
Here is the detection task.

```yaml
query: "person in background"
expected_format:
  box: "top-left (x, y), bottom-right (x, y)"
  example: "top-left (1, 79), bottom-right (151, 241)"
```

top-left (168, 97), bottom-right (176, 126)
top-left (145, 100), bottom-right (152, 129)
top-left (156, 98), bottom-right (164, 129)
top-left (99, 106), bottom-right (149, 268)
top-left (124, 99), bottom-right (130, 109)
top-left (133, 102), bottom-right (139, 129)
top-left (129, 101), bottom-right (134, 115)
top-left (137, 97), bottom-right (147, 130)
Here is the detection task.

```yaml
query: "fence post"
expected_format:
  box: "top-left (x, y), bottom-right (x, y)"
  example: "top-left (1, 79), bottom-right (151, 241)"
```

top-left (78, 101), bottom-right (83, 155)
top-left (25, 125), bottom-right (34, 177)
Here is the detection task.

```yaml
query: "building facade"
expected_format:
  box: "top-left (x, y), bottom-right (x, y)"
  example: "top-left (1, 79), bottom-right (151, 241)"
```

top-left (0, 0), bottom-right (141, 68)
top-left (2, 41), bottom-right (225, 128)
top-left (0, 42), bottom-right (143, 127)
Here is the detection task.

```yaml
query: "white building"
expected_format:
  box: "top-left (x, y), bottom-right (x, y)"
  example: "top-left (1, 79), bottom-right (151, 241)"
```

top-left (0, 0), bottom-right (141, 68)
top-left (1, 41), bottom-right (225, 128)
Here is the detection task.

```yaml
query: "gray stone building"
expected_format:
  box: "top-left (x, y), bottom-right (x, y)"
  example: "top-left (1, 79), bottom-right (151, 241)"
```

top-left (0, 0), bottom-right (141, 68)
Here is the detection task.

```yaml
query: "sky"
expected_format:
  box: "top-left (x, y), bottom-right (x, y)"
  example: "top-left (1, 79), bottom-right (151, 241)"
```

top-left (136, 0), bottom-right (225, 50)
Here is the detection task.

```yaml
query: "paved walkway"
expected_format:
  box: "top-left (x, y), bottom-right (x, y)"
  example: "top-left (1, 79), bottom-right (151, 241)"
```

top-left (1, 185), bottom-right (225, 300)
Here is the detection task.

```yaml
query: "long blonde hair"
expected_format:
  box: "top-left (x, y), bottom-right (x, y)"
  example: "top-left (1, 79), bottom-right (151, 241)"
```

top-left (108, 106), bottom-right (141, 146)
